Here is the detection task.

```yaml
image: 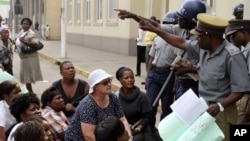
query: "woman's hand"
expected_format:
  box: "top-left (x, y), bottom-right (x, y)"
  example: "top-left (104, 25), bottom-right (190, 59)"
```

top-left (65, 103), bottom-right (75, 112)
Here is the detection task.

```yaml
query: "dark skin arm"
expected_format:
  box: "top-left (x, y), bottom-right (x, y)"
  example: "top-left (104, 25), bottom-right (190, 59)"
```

top-left (0, 127), bottom-right (6, 141)
top-left (207, 92), bottom-right (244, 117)
top-left (139, 20), bottom-right (187, 50)
top-left (114, 9), bottom-right (160, 27)
top-left (172, 66), bottom-right (198, 76)
top-left (115, 9), bottom-right (186, 50)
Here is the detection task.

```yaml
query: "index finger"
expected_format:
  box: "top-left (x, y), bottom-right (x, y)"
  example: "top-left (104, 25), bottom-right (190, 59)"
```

top-left (113, 8), bottom-right (122, 12)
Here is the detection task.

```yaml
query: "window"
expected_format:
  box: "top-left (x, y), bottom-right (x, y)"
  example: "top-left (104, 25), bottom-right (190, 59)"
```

top-left (76, 0), bottom-right (81, 23)
top-left (67, 0), bottom-right (73, 23)
top-left (107, 0), bottom-right (118, 22)
top-left (85, 0), bottom-right (91, 22)
top-left (96, 0), bottom-right (103, 22)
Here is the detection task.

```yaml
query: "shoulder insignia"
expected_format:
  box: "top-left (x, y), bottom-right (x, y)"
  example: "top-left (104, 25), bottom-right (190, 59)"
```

top-left (225, 43), bottom-right (241, 56)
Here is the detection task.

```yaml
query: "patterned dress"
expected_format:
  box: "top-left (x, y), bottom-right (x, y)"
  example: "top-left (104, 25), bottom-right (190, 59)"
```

top-left (64, 93), bottom-right (124, 141)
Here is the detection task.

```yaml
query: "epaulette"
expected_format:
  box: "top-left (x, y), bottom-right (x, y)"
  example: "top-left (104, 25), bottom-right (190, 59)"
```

top-left (225, 43), bottom-right (241, 56)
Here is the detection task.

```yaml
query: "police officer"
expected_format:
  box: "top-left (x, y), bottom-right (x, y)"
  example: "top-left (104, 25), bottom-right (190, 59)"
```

top-left (163, 0), bottom-right (206, 99)
top-left (139, 13), bottom-right (250, 141)
top-left (115, 0), bottom-right (206, 123)
top-left (146, 12), bottom-right (178, 130)
top-left (143, 16), bottom-right (158, 85)
top-left (115, 0), bottom-right (206, 127)
top-left (233, 3), bottom-right (244, 19)
top-left (226, 20), bottom-right (250, 124)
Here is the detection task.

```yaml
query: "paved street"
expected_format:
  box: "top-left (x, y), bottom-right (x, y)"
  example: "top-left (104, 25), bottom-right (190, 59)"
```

top-left (38, 40), bottom-right (147, 93)
top-left (12, 39), bottom-right (160, 126)
top-left (12, 40), bottom-right (148, 95)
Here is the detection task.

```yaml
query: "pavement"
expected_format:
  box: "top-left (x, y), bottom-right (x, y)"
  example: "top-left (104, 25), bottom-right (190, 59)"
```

top-left (12, 38), bottom-right (160, 126)
top-left (38, 40), bottom-right (148, 92)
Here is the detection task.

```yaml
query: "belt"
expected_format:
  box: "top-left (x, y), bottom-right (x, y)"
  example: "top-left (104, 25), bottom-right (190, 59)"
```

top-left (178, 79), bottom-right (196, 83)
top-left (152, 65), bottom-right (171, 72)
top-left (178, 79), bottom-right (198, 88)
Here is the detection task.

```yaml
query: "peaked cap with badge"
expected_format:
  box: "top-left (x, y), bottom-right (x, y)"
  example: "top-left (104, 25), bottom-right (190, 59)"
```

top-left (190, 13), bottom-right (228, 35)
top-left (225, 19), bottom-right (250, 36)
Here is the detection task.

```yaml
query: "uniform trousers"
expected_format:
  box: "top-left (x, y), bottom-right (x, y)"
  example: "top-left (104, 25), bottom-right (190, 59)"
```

top-left (146, 68), bottom-right (175, 129)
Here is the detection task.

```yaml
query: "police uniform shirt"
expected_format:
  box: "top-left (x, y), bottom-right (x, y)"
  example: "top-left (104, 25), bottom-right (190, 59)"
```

top-left (242, 41), bottom-right (250, 74)
top-left (149, 36), bottom-right (176, 67)
top-left (185, 39), bottom-right (250, 102)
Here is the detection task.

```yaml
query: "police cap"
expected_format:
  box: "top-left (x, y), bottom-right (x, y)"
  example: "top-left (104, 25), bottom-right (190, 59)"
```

top-left (190, 13), bottom-right (228, 35)
top-left (225, 19), bottom-right (250, 36)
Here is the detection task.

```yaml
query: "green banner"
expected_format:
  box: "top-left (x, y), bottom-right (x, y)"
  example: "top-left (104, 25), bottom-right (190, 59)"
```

top-left (0, 0), bottom-right (10, 5)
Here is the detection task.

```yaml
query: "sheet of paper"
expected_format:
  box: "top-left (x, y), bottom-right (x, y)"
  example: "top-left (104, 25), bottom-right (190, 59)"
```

top-left (158, 112), bottom-right (189, 141)
top-left (170, 89), bottom-right (208, 125)
top-left (177, 112), bottom-right (224, 141)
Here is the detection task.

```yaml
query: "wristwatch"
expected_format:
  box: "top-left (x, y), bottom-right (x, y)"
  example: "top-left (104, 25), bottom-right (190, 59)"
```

top-left (217, 102), bottom-right (224, 112)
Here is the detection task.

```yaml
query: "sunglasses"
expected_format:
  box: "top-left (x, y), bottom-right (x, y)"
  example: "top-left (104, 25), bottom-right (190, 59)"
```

top-left (99, 78), bottom-right (112, 85)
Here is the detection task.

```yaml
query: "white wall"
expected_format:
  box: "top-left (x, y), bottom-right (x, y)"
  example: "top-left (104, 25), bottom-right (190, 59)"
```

top-left (0, 5), bottom-right (10, 19)
top-left (244, 0), bottom-right (250, 19)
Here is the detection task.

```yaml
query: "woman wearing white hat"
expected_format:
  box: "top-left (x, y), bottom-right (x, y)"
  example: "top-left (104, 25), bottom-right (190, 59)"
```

top-left (65, 69), bottom-right (132, 141)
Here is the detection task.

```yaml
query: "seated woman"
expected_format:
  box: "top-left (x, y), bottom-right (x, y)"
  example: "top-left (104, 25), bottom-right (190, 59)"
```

top-left (41, 87), bottom-right (69, 141)
top-left (115, 67), bottom-right (153, 141)
top-left (51, 61), bottom-right (89, 119)
top-left (95, 116), bottom-right (131, 141)
top-left (0, 80), bottom-right (21, 141)
top-left (7, 93), bottom-right (41, 141)
top-left (65, 69), bottom-right (132, 141)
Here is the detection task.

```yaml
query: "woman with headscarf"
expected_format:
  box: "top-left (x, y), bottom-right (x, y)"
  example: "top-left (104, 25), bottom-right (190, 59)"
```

top-left (15, 18), bottom-right (43, 92)
top-left (65, 69), bottom-right (132, 141)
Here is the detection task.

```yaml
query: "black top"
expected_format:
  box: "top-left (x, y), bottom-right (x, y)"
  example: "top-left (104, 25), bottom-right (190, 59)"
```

top-left (118, 86), bottom-right (152, 128)
top-left (53, 79), bottom-right (88, 117)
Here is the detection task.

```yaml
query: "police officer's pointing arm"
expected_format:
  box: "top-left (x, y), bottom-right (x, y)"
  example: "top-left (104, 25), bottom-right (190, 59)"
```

top-left (114, 9), bottom-right (160, 27)
top-left (139, 20), bottom-right (186, 50)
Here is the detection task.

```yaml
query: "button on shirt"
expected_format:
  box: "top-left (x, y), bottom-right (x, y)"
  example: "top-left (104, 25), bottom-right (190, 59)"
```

top-left (242, 42), bottom-right (250, 74)
top-left (185, 39), bottom-right (250, 102)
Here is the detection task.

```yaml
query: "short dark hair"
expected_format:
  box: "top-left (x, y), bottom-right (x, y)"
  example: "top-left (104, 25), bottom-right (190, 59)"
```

top-left (115, 66), bottom-right (133, 81)
top-left (14, 120), bottom-right (45, 141)
top-left (21, 18), bottom-right (33, 25)
top-left (41, 87), bottom-right (60, 109)
top-left (0, 80), bottom-right (18, 100)
top-left (9, 93), bottom-right (40, 122)
top-left (59, 60), bottom-right (72, 71)
top-left (95, 116), bottom-right (125, 141)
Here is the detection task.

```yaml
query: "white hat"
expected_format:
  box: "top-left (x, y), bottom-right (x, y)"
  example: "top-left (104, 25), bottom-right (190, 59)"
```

top-left (0, 26), bottom-right (8, 34)
top-left (88, 69), bottom-right (112, 94)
